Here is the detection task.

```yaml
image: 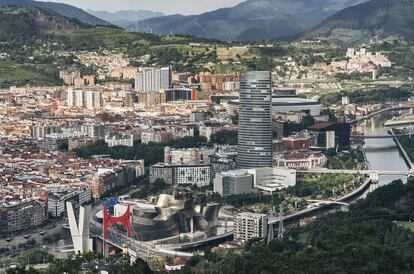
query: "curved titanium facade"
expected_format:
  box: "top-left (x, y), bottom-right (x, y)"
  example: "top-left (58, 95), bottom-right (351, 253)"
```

top-left (237, 71), bottom-right (273, 169)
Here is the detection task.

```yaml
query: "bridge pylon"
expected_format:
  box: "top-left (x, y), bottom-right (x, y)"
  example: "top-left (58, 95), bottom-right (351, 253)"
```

top-left (277, 204), bottom-right (284, 239)
top-left (66, 202), bottom-right (93, 254)
top-left (267, 206), bottom-right (275, 244)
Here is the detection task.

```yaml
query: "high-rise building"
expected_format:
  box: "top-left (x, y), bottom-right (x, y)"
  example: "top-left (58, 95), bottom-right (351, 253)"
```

top-left (237, 71), bottom-right (273, 169)
top-left (135, 67), bottom-right (172, 92)
top-left (160, 67), bottom-right (172, 90)
top-left (67, 89), bottom-right (103, 110)
top-left (85, 90), bottom-right (103, 110)
top-left (67, 89), bottom-right (76, 107)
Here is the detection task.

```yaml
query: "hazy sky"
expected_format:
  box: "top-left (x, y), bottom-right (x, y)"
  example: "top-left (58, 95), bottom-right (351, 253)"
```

top-left (47, 0), bottom-right (245, 15)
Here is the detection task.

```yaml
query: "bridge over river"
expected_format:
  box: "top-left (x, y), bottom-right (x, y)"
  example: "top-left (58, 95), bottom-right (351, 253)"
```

top-left (297, 168), bottom-right (414, 176)
top-left (350, 104), bottom-right (413, 124)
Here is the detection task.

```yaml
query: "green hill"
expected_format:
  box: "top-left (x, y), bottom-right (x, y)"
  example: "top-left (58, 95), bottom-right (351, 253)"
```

top-left (0, 6), bottom-right (85, 39)
top-left (0, 0), bottom-right (109, 25)
top-left (300, 0), bottom-right (414, 44)
top-left (0, 6), bottom-right (222, 87)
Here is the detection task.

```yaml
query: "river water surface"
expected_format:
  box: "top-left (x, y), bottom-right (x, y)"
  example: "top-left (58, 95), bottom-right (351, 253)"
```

top-left (358, 112), bottom-right (409, 194)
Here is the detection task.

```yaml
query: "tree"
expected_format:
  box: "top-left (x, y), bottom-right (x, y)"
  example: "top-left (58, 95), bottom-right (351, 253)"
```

top-left (114, 258), bottom-right (153, 274)
top-left (210, 130), bottom-right (238, 145)
top-left (152, 178), bottom-right (167, 191)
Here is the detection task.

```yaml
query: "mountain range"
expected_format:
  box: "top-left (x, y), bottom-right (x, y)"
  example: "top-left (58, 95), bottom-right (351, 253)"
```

top-left (0, 0), bottom-right (414, 44)
top-left (300, 0), bottom-right (414, 43)
top-left (0, 0), bottom-right (109, 25)
top-left (130, 0), bottom-right (367, 41)
top-left (87, 9), bottom-right (163, 29)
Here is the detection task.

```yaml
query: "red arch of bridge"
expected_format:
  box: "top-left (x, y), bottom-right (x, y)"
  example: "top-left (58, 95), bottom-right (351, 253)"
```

top-left (103, 205), bottom-right (131, 240)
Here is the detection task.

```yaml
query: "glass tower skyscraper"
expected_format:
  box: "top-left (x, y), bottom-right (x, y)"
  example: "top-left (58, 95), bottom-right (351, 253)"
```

top-left (237, 71), bottom-right (273, 169)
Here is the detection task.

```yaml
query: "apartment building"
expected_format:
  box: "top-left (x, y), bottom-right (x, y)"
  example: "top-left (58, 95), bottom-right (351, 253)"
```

top-left (235, 212), bottom-right (268, 241)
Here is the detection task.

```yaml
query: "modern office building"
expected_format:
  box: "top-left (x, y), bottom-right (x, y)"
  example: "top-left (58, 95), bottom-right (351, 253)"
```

top-left (247, 167), bottom-right (297, 194)
top-left (235, 212), bottom-right (268, 241)
top-left (307, 122), bottom-right (352, 148)
top-left (214, 170), bottom-right (256, 196)
top-left (135, 67), bottom-right (172, 92)
top-left (237, 71), bottom-right (273, 169)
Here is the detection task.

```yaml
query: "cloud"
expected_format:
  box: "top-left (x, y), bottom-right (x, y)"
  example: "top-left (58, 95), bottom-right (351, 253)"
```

top-left (47, 0), bottom-right (245, 15)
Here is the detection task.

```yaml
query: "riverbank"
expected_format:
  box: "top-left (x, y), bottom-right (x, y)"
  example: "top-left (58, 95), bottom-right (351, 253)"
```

top-left (390, 129), bottom-right (414, 169)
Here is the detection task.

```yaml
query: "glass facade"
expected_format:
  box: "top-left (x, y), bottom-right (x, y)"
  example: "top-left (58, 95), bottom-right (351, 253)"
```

top-left (237, 71), bottom-right (273, 169)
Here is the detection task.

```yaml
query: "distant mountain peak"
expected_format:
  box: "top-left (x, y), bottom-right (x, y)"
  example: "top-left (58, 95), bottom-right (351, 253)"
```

top-left (87, 9), bottom-right (164, 28)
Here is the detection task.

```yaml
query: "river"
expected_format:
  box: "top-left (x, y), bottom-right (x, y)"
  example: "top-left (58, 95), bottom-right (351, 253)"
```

top-left (359, 111), bottom-right (409, 187)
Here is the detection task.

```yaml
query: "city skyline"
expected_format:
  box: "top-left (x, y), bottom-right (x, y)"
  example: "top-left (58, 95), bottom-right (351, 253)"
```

top-left (0, 0), bottom-right (413, 271)
top-left (47, 0), bottom-right (245, 15)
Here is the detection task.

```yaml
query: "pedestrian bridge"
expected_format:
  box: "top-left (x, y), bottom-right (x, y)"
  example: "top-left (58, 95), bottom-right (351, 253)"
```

top-left (351, 134), bottom-right (407, 139)
top-left (298, 169), bottom-right (414, 177)
top-left (306, 199), bottom-right (350, 206)
top-left (350, 105), bottom-right (413, 124)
